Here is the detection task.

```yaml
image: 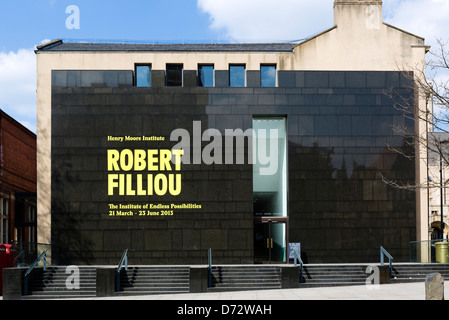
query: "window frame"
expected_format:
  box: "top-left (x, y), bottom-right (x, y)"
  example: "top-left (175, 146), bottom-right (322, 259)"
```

top-left (135, 64), bottom-right (152, 87)
top-left (166, 63), bottom-right (184, 87)
top-left (27, 205), bottom-right (37, 243)
top-left (0, 198), bottom-right (8, 244)
top-left (198, 64), bottom-right (215, 87)
top-left (229, 64), bottom-right (246, 87)
top-left (260, 64), bottom-right (277, 87)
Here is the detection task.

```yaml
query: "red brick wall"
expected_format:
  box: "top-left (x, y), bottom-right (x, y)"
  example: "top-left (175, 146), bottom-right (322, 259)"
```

top-left (0, 111), bottom-right (36, 194)
top-left (0, 111), bottom-right (37, 244)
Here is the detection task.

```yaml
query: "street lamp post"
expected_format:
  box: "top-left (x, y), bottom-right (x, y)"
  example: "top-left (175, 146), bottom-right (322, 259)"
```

top-left (439, 139), bottom-right (449, 240)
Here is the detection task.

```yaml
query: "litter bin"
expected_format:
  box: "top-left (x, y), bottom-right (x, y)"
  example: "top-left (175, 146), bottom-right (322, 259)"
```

top-left (0, 244), bottom-right (16, 295)
top-left (435, 242), bottom-right (449, 263)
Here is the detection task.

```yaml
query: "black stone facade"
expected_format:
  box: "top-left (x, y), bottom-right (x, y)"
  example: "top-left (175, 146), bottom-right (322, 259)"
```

top-left (51, 69), bottom-right (416, 265)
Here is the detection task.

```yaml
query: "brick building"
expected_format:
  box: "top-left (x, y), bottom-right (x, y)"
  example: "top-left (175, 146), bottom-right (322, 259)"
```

top-left (0, 110), bottom-right (37, 246)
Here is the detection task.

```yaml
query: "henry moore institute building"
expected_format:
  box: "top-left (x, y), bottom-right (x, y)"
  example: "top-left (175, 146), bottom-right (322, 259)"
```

top-left (35, 0), bottom-right (430, 265)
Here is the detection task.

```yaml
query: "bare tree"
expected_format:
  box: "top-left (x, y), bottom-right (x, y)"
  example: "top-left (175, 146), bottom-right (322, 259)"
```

top-left (382, 38), bottom-right (449, 191)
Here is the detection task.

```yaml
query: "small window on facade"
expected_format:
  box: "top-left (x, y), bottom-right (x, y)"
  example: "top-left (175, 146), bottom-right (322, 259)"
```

top-left (0, 198), bottom-right (8, 244)
top-left (198, 65), bottom-right (214, 87)
top-left (166, 64), bottom-right (183, 86)
top-left (229, 64), bottom-right (246, 87)
top-left (135, 65), bottom-right (151, 87)
top-left (27, 205), bottom-right (36, 243)
top-left (261, 65), bottom-right (276, 87)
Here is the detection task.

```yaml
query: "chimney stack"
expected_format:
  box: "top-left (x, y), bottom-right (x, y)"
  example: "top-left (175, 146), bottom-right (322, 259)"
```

top-left (333, 0), bottom-right (383, 30)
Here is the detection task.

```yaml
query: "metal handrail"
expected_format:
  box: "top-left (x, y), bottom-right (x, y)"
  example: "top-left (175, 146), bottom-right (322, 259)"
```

top-left (116, 249), bottom-right (128, 292)
top-left (380, 246), bottom-right (393, 278)
top-left (23, 250), bottom-right (47, 295)
top-left (16, 250), bottom-right (26, 267)
top-left (292, 248), bottom-right (304, 283)
top-left (208, 248), bottom-right (212, 288)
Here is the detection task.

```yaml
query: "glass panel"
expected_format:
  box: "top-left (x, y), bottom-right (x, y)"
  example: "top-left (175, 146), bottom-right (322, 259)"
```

top-left (229, 65), bottom-right (245, 87)
top-left (261, 65), bottom-right (276, 87)
top-left (272, 223), bottom-right (286, 262)
top-left (2, 198), bottom-right (7, 215)
top-left (253, 118), bottom-right (288, 217)
top-left (2, 218), bottom-right (7, 243)
top-left (254, 222), bottom-right (286, 263)
top-left (135, 65), bottom-right (151, 87)
top-left (166, 64), bottom-right (183, 86)
top-left (254, 223), bottom-right (269, 263)
top-left (198, 65), bottom-right (214, 87)
top-left (29, 206), bottom-right (36, 222)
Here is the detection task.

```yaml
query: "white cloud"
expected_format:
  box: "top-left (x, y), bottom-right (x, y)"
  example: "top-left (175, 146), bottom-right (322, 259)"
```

top-left (197, 0), bottom-right (333, 42)
top-left (383, 0), bottom-right (449, 45)
top-left (0, 48), bottom-right (36, 133)
top-left (197, 0), bottom-right (449, 46)
top-left (383, 1), bottom-right (449, 88)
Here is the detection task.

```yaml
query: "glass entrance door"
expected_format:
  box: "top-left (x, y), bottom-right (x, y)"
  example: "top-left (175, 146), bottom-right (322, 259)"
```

top-left (254, 218), bottom-right (287, 263)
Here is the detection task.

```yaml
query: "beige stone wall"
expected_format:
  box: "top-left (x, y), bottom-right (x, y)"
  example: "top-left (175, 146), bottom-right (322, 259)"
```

top-left (36, 0), bottom-right (429, 247)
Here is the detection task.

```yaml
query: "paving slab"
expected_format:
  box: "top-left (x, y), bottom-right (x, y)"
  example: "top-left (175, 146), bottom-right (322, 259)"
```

top-left (44, 280), bottom-right (449, 300)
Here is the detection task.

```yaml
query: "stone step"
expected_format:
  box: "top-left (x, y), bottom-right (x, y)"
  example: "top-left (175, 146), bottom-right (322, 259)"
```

top-left (299, 265), bottom-right (371, 287)
top-left (114, 290), bottom-right (189, 296)
top-left (119, 276), bottom-right (190, 281)
top-left (298, 264), bottom-right (449, 288)
top-left (120, 286), bottom-right (189, 291)
top-left (208, 266), bottom-right (281, 292)
top-left (299, 282), bottom-right (367, 288)
top-left (303, 276), bottom-right (367, 281)
top-left (22, 294), bottom-right (96, 300)
top-left (211, 277), bottom-right (281, 282)
top-left (115, 267), bottom-right (191, 295)
top-left (28, 284), bottom-right (96, 290)
top-left (208, 285), bottom-right (282, 292)
top-left (25, 267), bottom-right (97, 298)
top-left (26, 289), bottom-right (96, 294)
top-left (120, 282), bottom-right (189, 287)
top-left (209, 282), bottom-right (281, 287)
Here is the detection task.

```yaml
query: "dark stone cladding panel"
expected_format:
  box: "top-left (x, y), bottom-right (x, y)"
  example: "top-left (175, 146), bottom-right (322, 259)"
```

top-left (246, 71), bottom-right (261, 88)
top-left (214, 70), bottom-right (229, 88)
top-left (183, 70), bottom-right (197, 87)
top-left (51, 70), bottom-right (416, 265)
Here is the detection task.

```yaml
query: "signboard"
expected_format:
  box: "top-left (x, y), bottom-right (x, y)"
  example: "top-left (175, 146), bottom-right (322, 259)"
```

top-left (288, 243), bottom-right (301, 259)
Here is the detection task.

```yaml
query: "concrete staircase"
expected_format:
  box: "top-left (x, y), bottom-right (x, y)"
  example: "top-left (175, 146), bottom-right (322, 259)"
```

top-left (300, 264), bottom-right (368, 288)
top-left (390, 263), bottom-right (449, 283)
top-left (18, 263), bottom-right (449, 299)
top-left (299, 263), bottom-right (449, 288)
top-left (115, 266), bottom-right (190, 296)
top-left (23, 266), bottom-right (96, 299)
top-left (208, 266), bottom-right (282, 292)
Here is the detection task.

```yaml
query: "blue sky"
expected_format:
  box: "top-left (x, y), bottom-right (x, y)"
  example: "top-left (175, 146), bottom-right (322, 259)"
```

top-left (1, 0), bottom-right (449, 133)
top-left (0, 0), bottom-right (219, 52)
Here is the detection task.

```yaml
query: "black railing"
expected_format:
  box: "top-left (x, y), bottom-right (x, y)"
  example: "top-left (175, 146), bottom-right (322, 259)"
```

top-left (116, 249), bottom-right (128, 292)
top-left (23, 250), bottom-right (47, 295)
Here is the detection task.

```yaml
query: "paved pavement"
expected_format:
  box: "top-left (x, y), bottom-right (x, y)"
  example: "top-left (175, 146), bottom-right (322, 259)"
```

top-left (1, 280), bottom-right (446, 301)
top-left (76, 281), bottom-right (448, 300)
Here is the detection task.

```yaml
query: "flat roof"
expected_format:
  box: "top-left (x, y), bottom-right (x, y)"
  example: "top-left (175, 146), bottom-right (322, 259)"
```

top-left (36, 40), bottom-right (296, 53)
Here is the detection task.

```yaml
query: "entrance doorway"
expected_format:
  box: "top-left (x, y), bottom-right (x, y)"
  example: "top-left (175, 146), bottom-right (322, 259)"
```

top-left (252, 117), bottom-right (288, 264)
top-left (254, 217), bottom-right (287, 263)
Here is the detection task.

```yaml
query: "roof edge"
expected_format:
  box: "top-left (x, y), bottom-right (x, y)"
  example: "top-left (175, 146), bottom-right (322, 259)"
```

top-left (292, 26), bottom-right (338, 48)
top-left (383, 23), bottom-right (425, 42)
top-left (0, 109), bottom-right (36, 138)
top-left (34, 41), bottom-right (296, 53)
top-left (36, 39), bottom-right (63, 51)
